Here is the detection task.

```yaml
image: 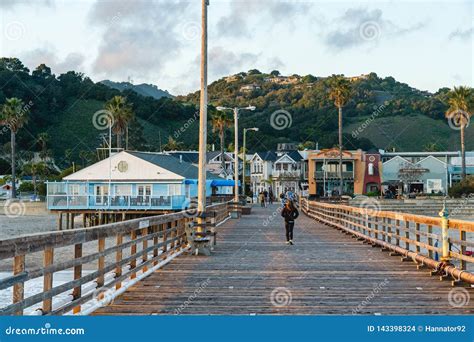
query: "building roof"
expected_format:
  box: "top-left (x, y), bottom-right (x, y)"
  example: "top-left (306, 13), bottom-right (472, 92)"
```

top-left (256, 151), bottom-right (278, 161)
top-left (128, 152), bottom-right (219, 180)
top-left (64, 151), bottom-right (220, 181)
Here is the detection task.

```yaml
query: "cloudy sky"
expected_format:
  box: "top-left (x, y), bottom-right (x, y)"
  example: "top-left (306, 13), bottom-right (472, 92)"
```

top-left (1, 0), bottom-right (472, 95)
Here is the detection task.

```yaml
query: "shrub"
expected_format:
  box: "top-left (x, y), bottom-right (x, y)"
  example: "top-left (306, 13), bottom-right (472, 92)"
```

top-left (448, 176), bottom-right (474, 198)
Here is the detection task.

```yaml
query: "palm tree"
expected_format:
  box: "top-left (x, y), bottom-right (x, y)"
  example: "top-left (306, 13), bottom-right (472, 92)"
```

top-left (37, 132), bottom-right (49, 159)
top-left (0, 97), bottom-right (29, 198)
top-left (22, 161), bottom-right (47, 195)
top-left (445, 86), bottom-right (474, 180)
top-left (328, 75), bottom-right (352, 195)
top-left (211, 111), bottom-right (232, 176)
top-left (105, 96), bottom-right (134, 149)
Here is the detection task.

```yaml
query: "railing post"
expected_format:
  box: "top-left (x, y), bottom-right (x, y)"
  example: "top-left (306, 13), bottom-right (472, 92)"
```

top-left (395, 219), bottom-right (400, 246)
top-left (142, 227), bottom-right (149, 272)
top-left (13, 255), bottom-right (25, 316)
top-left (97, 237), bottom-right (105, 286)
top-left (387, 218), bottom-right (392, 244)
top-left (427, 225), bottom-right (433, 260)
top-left (162, 223), bottom-right (168, 260)
top-left (439, 202), bottom-right (451, 263)
top-left (460, 230), bottom-right (466, 270)
top-left (72, 243), bottom-right (83, 313)
top-left (42, 248), bottom-right (54, 314)
top-left (153, 224), bottom-right (159, 266)
top-left (405, 221), bottom-right (410, 251)
top-left (115, 234), bottom-right (123, 290)
top-left (415, 222), bottom-right (421, 253)
top-left (130, 229), bottom-right (137, 279)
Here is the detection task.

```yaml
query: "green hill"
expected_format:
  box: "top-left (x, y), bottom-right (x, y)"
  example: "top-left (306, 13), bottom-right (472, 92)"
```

top-left (0, 58), bottom-right (471, 171)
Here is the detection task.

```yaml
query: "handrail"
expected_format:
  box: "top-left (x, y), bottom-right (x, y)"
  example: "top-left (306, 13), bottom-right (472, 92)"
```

top-left (0, 202), bottom-right (230, 316)
top-left (301, 198), bottom-right (474, 284)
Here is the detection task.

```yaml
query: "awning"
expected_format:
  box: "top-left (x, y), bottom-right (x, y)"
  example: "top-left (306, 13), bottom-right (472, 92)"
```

top-left (184, 180), bottom-right (198, 185)
top-left (210, 179), bottom-right (241, 187)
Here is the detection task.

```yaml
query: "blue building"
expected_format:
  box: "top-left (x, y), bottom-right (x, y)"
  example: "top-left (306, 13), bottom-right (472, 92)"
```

top-left (46, 151), bottom-right (229, 212)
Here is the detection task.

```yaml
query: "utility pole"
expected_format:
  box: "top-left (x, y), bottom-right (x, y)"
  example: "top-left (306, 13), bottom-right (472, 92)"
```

top-left (216, 105), bottom-right (256, 216)
top-left (243, 127), bottom-right (258, 202)
top-left (196, 0), bottom-right (209, 234)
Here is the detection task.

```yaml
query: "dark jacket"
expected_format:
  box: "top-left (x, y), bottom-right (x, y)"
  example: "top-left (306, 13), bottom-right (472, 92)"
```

top-left (281, 206), bottom-right (299, 222)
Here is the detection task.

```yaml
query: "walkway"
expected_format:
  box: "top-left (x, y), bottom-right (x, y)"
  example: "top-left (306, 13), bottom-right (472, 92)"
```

top-left (94, 204), bottom-right (474, 315)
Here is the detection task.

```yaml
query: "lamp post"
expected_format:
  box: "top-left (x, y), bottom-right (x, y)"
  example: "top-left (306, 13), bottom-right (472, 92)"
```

top-left (216, 106), bottom-right (256, 207)
top-left (196, 0), bottom-right (209, 235)
top-left (243, 127), bottom-right (259, 202)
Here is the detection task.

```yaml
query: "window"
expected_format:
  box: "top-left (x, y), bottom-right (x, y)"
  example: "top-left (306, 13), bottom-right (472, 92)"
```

top-left (114, 184), bottom-right (132, 196)
top-left (169, 184), bottom-right (181, 196)
top-left (69, 184), bottom-right (81, 196)
top-left (137, 185), bottom-right (152, 197)
top-left (95, 185), bottom-right (109, 205)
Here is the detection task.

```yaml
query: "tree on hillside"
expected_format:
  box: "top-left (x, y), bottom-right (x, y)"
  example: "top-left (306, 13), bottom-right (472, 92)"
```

top-left (163, 136), bottom-right (184, 151)
top-left (445, 86), bottom-right (474, 180)
top-left (32, 64), bottom-right (54, 79)
top-left (270, 70), bottom-right (281, 76)
top-left (37, 132), bottom-right (50, 158)
top-left (211, 110), bottom-right (233, 176)
top-left (105, 96), bottom-right (134, 149)
top-left (22, 161), bottom-right (48, 195)
top-left (0, 57), bottom-right (29, 73)
top-left (0, 97), bottom-right (30, 198)
top-left (328, 75), bottom-right (352, 195)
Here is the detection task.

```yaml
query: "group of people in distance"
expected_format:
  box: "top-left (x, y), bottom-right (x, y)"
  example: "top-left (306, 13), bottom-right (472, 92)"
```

top-left (258, 188), bottom-right (299, 245)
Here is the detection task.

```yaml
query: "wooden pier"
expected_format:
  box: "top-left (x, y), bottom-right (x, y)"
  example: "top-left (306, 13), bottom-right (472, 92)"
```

top-left (94, 204), bottom-right (474, 315)
top-left (1, 200), bottom-right (473, 316)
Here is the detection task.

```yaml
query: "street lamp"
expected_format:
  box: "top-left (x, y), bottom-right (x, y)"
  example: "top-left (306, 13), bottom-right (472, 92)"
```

top-left (216, 106), bottom-right (256, 210)
top-left (243, 127), bottom-right (259, 202)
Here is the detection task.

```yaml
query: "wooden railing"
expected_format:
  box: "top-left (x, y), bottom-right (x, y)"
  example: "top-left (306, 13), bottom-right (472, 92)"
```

top-left (301, 198), bottom-right (474, 284)
top-left (0, 202), bottom-right (230, 316)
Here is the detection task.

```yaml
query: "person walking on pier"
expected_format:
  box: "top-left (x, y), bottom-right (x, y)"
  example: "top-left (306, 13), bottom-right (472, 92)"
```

top-left (259, 191), bottom-right (265, 207)
top-left (281, 199), bottom-right (299, 245)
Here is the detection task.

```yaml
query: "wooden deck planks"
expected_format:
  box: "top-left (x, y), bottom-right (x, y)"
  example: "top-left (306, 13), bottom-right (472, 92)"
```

top-left (93, 204), bottom-right (474, 315)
